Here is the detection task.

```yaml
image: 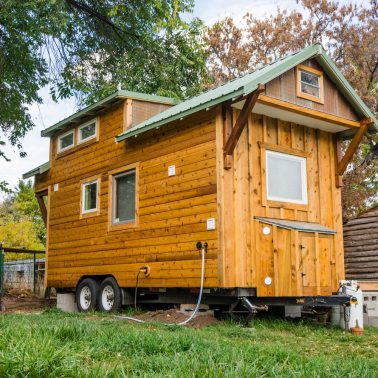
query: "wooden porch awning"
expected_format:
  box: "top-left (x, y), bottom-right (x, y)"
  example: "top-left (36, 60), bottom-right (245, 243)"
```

top-left (255, 217), bottom-right (336, 234)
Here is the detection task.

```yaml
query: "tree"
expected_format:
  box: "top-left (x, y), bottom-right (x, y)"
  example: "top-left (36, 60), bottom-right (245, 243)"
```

top-left (0, 0), bottom-right (207, 165)
top-left (205, 0), bottom-right (378, 219)
top-left (0, 180), bottom-right (45, 251)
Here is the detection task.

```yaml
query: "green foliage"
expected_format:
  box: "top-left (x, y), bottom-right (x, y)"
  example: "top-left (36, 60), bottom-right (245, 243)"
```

top-left (0, 180), bottom-right (45, 254)
top-left (0, 0), bottom-right (207, 160)
top-left (0, 313), bottom-right (377, 377)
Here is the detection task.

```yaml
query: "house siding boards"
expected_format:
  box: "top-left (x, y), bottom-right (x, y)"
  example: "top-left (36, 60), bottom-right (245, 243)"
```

top-left (265, 59), bottom-right (359, 122)
top-left (36, 103), bottom-right (219, 289)
top-left (344, 206), bottom-right (378, 282)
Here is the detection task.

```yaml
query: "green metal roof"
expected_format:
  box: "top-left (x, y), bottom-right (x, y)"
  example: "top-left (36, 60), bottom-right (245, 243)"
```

top-left (255, 217), bottom-right (336, 234)
top-left (22, 162), bottom-right (50, 179)
top-left (116, 44), bottom-right (378, 142)
top-left (41, 90), bottom-right (179, 137)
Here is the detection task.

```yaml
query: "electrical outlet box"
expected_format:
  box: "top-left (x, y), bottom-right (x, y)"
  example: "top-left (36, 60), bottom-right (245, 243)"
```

top-left (207, 218), bottom-right (216, 230)
top-left (168, 165), bottom-right (176, 176)
top-left (53, 183), bottom-right (59, 192)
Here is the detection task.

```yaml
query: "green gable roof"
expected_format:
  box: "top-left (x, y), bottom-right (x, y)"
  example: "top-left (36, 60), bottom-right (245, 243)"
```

top-left (41, 90), bottom-right (179, 137)
top-left (115, 44), bottom-right (378, 142)
top-left (22, 162), bottom-right (50, 179)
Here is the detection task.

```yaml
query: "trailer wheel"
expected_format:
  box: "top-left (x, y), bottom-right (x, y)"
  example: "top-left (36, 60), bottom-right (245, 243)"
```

top-left (76, 278), bottom-right (99, 312)
top-left (98, 277), bottom-right (121, 312)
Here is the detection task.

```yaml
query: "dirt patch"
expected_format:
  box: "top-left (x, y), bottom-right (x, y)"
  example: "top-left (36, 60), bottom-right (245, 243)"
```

top-left (122, 308), bottom-right (219, 328)
top-left (1, 290), bottom-right (55, 314)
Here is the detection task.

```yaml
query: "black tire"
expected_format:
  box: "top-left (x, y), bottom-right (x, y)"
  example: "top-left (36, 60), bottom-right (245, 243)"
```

top-left (76, 278), bottom-right (99, 312)
top-left (98, 277), bottom-right (122, 313)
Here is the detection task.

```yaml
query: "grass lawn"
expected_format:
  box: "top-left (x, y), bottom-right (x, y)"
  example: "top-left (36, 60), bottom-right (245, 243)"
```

top-left (0, 309), bottom-right (377, 377)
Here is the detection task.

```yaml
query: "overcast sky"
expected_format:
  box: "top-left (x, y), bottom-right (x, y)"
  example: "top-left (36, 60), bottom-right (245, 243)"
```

top-left (0, 0), bottom-right (369, 194)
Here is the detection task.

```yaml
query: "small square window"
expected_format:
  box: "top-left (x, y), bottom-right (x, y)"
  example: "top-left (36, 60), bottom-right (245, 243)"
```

top-left (82, 180), bottom-right (98, 213)
top-left (266, 150), bottom-right (308, 205)
top-left (112, 170), bottom-right (136, 224)
top-left (58, 130), bottom-right (74, 152)
top-left (78, 119), bottom-right (97, 144)
top-left (300, 70), bottom-right (320, 98)
top-left (296, 65), bottom-right (323, 103)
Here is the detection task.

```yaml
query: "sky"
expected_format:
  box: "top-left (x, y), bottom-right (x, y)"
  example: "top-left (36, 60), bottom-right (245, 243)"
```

top-left (0, 0), bottom-right (370, 194)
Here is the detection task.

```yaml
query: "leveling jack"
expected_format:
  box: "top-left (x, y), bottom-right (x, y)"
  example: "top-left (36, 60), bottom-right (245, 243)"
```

top-left (229, 297), bottom-right (267, 325)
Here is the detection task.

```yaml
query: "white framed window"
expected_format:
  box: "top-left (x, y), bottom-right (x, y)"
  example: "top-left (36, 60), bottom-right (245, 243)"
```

top-left (266, 150), bottom-right (308, 205)
top-left (112, 169), bottom-right (136, 224)
top-left (78, 119), bottom-right (97, 144)
top-left (82, 179), bottom-right (99, 214)
top-left (58, 130), bottom-right (74, 153)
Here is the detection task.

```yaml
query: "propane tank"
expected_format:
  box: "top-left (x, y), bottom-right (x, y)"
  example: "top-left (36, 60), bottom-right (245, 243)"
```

top-left (339, 280), bottom-right (364, 330)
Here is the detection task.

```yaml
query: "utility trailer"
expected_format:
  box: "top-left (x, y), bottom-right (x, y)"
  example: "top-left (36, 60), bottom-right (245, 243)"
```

top-left (24, 44), bottom-right (377, 316)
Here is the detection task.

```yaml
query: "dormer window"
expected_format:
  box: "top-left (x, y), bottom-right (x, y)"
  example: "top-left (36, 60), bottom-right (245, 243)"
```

top-left (78, 119), bottom-right (97, 144)
top-left (58, 130), bottom-right (74, 153)
top-left (296, 64), bottom-right (324, 104)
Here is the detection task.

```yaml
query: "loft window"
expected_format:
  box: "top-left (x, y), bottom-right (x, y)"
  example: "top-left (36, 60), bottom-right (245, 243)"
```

top-left (82, 179), bottom-right (99, 214)
top-left (296, 64), bottom-right (324, 104)
top-left (78, 119), bottom-right (97, 144)
top-left (266, 150), bottom-right (308, 205)
top-left (58, 130), bottom-right (74, 152)
top-left (112, 170), bottom-right (136, 224)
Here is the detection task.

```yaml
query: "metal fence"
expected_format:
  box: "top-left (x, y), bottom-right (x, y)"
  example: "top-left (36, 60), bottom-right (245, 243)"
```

top-left (0, 245), bottom-right (45, 297)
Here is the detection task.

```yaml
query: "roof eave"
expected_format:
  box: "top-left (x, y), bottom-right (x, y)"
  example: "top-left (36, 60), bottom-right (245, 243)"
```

top-left (22, 162), bottom-right (50, 179)
top-left (41, 90), bottom-right (179, 138)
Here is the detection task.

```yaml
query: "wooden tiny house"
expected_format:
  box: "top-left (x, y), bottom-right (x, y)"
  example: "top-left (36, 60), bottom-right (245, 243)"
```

top-left (24, 44), bottom-right (378, 312)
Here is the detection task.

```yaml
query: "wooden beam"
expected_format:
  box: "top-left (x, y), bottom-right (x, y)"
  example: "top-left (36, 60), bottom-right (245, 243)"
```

top-left (222, 102), bottom-right (233, 170)
top-left (36, 192), bottom-right (48, 226)
top-left (333, 134), bottom-right (343, 188)
top-left (224, 84), bottom-right (265, 158)
top-left (336, 119), bottom-right (372, 176)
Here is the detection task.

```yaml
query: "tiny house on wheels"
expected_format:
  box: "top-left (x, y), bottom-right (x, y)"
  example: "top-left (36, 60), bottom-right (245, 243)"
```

top-left (24, 44), bottom-right (377, 315)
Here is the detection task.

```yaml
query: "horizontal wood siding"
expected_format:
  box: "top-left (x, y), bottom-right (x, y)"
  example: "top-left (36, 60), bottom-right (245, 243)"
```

top-left (344, 206), bottom-right (378, 281)
top-left (36, 104), bottom-right (219, 289)
top-left (265, 59), bottom-right (359, 121)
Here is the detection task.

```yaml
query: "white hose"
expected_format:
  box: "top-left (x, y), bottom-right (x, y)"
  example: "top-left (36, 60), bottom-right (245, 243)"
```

top-left (114, 247), bottom-right (206, 326)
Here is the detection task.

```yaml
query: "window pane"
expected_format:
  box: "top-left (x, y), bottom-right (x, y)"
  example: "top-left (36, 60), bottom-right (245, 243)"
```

top-left (115, 172), bottom-right (136, 222)
top-left (60, 133), bottom-right (73, 149)
top-left (267, 153), bottom-right (305, 202)
top-left (300, 70), bottom-right (319, 87)
top-left (80, 122), bottom-right (96, 141)
top-left (300, 82), bottom-right (320, 97)
top-left (84, 182), bottom-right (97, 211)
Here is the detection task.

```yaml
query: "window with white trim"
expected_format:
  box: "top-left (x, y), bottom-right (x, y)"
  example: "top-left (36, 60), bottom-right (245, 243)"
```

top-left (266, 150), bottom-right (308, 205)
top-left (82, 179), bottom-right (98, 213)
top-left (112, 170), bottom-right (136, 224)
top-left (58, 130), bottom-right (74, 152)
top-left (78, 119), bottom-right (97, 144)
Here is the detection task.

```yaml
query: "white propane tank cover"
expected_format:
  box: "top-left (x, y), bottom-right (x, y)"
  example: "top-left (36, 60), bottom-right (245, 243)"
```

top-left (339, 280), bottom-right (364, 330)
top-left (262, 226), bottom-right (271, 235)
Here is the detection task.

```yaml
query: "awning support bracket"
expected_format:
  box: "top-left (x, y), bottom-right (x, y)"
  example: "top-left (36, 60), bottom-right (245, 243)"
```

top-left (223, 84), bottom-right (265, 169)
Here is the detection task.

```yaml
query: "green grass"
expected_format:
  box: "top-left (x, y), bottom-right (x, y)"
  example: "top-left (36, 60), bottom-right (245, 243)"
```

top-left (0, 309), bottom-right (377, 377)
